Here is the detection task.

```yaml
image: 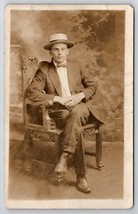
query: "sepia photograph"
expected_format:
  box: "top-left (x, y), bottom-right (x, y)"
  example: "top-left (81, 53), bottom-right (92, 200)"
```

top-left (5, 4), bottom-right (133, 209)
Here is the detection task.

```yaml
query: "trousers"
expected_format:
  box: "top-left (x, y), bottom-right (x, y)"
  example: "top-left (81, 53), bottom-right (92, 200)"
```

top-left (49, 103), bottom-right (91, 176)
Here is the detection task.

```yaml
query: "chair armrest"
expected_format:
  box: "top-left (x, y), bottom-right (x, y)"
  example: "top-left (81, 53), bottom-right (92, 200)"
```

top-left (41, 105), bottom-right (56, 130)
top-left (25, 98), bottom-right (47, 106)
top-left (25, 98), bottom-right (56, 130)
top-left (83, 123), bottom-right (100, 130)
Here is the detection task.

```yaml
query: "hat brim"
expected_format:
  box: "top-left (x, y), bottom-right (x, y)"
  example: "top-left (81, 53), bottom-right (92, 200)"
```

top-left (43, 40), bottom-right (75, 50)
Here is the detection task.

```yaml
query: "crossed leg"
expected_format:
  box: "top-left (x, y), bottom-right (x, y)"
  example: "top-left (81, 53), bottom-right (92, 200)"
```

top-left (49, 103), bottom-right (91, 193)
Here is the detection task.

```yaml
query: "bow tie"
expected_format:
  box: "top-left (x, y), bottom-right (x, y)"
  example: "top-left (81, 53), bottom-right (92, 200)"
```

top-left (56, 63), bottom-right (67, 68)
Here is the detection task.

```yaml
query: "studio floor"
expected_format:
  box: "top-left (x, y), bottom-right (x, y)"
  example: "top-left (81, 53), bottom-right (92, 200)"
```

top-left (8, 139), bottom-right (124, 200)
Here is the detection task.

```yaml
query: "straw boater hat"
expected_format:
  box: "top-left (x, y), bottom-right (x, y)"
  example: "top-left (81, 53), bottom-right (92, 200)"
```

top-left (43, 33), bottom-right (75, 50)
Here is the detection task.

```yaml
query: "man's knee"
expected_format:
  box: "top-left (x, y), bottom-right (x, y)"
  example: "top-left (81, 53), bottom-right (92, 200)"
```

top-left (69, 104), bottom-right (90, 124)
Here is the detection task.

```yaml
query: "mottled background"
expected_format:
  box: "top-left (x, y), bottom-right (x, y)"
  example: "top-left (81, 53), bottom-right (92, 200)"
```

top-left (10, 10), bottom-right (125, 142)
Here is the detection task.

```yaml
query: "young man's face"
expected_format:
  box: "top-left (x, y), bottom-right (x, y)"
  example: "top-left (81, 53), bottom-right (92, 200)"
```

top-left (50, 43), bottom-right (69, 64)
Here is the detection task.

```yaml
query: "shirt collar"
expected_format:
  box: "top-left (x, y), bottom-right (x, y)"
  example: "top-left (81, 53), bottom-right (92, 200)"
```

top-left (53, 60), bottom-right (67, 68)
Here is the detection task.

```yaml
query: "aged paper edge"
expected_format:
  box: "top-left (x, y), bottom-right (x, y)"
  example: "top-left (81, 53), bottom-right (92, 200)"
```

top-left (4, 4), bottom-right (133, 209)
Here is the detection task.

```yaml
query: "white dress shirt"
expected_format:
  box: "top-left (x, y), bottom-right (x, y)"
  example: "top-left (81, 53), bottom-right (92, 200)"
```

top-left (54, 61), bottom-right (71, 97)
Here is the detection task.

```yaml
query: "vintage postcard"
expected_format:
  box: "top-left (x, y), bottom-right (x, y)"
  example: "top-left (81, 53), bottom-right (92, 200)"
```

top-left (5, 5), bottom-right (133, 209)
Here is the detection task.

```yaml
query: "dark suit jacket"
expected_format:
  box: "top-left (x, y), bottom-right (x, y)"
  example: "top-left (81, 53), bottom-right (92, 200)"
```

top-left (27, 59), bottom-right (104, 123)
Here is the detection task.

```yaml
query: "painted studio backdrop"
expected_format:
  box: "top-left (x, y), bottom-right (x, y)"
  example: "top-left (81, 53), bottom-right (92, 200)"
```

top-left (9, 9), bottom-right (125, 200)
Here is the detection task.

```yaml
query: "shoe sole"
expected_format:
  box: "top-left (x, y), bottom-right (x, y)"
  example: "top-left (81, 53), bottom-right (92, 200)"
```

top-left (77, 186), bottom-right (91, 194)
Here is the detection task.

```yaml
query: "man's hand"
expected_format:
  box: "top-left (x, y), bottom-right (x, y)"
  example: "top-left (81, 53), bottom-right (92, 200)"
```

top-left (53, 96), bottom-right (72, 105)
top-left (53, 92), bottom-right (85, 109)
top-left (65, 92), bottom-right (85, 108)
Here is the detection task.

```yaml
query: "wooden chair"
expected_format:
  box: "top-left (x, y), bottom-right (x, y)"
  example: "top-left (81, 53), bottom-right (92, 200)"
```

top-left (22, 57), bottom-right (104, 173)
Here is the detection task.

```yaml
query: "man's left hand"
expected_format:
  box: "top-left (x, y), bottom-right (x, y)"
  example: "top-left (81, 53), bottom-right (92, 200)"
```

top-left (65, 92), bottom-right (85, 108)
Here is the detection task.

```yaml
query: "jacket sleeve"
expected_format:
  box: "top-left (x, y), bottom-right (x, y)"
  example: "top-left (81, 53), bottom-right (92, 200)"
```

top-left (27, 66), bottom-right (54, 105)
top-left (80, 64), bottom-right (97, 101)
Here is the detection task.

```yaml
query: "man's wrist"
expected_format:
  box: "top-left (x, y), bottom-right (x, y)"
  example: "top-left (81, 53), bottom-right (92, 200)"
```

top-left (53, 96), bottom-right (60, 103)
top-left (79, 92), bottom-right (85, 100)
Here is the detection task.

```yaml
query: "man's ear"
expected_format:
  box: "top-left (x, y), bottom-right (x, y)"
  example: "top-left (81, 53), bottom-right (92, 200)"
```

top-left (67, 49), bottom-right (69, 55)
top-left (49, 50), bottom-right (52, 55)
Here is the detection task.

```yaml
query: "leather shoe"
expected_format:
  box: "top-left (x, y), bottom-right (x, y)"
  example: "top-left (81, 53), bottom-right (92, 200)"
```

top-left (51, 172), bottom-right (64, 185)
top-left (54, 152), bottom-right (69, 175)
top-left (76, 176), bottom-right (91, 194)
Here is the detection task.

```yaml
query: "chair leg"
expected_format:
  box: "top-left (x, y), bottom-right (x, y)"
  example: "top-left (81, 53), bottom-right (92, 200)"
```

top-left (54, 135), bottom-right (62, 165)
top-left (96, 127), bottom-right (104, 170)
top-left (24, 130), bottom-right (33, 172)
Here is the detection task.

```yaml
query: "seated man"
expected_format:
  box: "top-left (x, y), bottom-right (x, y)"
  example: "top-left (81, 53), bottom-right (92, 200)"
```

top-left (27, 33), bottom-right (103, 193)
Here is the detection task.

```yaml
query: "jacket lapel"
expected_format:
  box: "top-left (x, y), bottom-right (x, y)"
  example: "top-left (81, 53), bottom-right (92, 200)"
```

top-left (66, 61), bottom-right (76, 94)
top-left (48, 60), bottom-right (77, 96)
top-left (48, 62), bottom-right (62, 96)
